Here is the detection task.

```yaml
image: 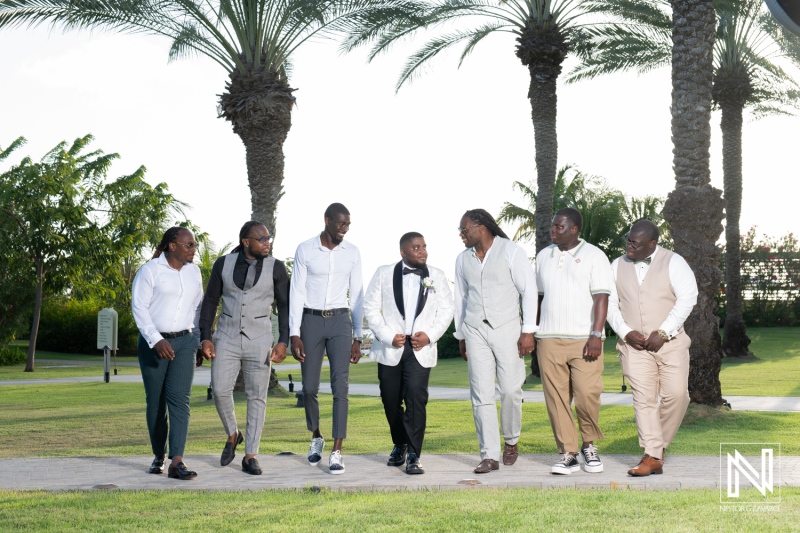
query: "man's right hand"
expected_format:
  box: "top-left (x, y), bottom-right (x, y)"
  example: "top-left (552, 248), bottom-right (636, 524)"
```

top-left (459, 339), bottom-right (468, 361)
top-left (624, 331), bottom-right (648, 351)
top-left (154, 339), bottom-right (175, 360)
top-left (201, 340), bottom-right (216, 360)
top-left (391, 333), bottom-right (406, 348)
top-left (291, 335), bottom-right (306, 362)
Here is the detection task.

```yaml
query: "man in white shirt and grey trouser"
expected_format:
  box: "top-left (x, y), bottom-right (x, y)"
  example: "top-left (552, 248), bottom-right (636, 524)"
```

top-left (290, 203), bottom-right (364, 475)
top-left (607, 220), bottom-right (697, 476)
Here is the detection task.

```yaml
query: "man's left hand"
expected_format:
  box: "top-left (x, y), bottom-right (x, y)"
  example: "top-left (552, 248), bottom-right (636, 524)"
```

top-left (643, 331), bottom-right (666, 353)
top-left (411, 332), bottom-right (430, 351)
top-left (196, 349), bottom-right (204, 368)
top-left (350, 340), bottom-right (362, 364)
top-left (517, 333), bottom-right (534, 357)
top-left (583, 336), bottom-right (603, 359)
top-left (271, 342), bottom-right (288, 363)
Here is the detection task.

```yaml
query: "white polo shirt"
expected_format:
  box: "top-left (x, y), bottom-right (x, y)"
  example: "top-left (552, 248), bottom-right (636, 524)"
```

top-left (535, 239), bottom-right (613, 339)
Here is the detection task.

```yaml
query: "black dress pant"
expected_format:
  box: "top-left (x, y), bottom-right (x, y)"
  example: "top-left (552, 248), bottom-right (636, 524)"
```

top-left (378, 339), bottom-right (431, 456)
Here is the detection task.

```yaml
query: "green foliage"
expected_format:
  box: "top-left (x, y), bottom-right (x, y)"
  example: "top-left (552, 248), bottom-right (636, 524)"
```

top-left (437, 320), bottom-right (460, 358)
top-left (0, 134), bottom-right (188, 365)
top-left (36, 298), bottom-right (139, 356)
top-left (718, 227), bottom-right (800, 326)
top-left (0, 345), bottom-right (26, 366)
top-left (498, 165), bottom-right (669, 258)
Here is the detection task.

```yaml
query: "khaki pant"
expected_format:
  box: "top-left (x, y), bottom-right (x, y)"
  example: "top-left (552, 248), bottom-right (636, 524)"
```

top-left (537, 337), bottom-right (604, 454)
top-left (618, 333), bottom-right (691, 458)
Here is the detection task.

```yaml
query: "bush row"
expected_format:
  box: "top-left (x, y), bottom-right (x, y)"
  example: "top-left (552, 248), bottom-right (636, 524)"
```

top-left (36, 299), bottom-right (139, 356)
top-left (0, 346), bottom-right (26, 366)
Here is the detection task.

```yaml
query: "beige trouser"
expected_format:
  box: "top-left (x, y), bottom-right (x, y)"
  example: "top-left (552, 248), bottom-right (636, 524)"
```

top-left (537, 337), bottom-right (604, 454)
top-left (618, 333), bottom-right (691, 458)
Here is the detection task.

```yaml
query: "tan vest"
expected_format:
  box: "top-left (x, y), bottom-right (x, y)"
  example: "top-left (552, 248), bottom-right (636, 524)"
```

top-left (616, 248), bottom-right (677, 336)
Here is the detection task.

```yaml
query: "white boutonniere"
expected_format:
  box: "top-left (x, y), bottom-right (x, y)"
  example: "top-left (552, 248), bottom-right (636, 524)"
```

top-left (421, 277), bottom-right (435, 294)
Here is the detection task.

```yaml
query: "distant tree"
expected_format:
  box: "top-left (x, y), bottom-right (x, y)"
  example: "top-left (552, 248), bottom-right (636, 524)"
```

top-left (0, 135), bottom-right (186, 371)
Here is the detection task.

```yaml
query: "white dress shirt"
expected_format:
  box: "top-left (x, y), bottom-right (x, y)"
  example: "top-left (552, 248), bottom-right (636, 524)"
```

top-left (402, 262), bottom-right (422, 336)
top-left (453, 237), bottom-right (538, 340)
top-left (131, 253), bottom-right (203, 348)
top-left (289, 235), bottom-right (364, 338)
top-left (607, 246), bottom-right (699, 339)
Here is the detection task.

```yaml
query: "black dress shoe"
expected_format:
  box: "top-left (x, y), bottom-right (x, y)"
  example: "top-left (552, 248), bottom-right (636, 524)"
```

top-left (406, 453), bottom-right (424, 475)
top-left (149, 456), bottom-right (165, 474)
top-left (168, 462), bottom-right (198, 480)
top-left (242, 457), bottom-right (263, 475)
top-left (221, 430), bottom-right (244, 466)
top-left (387, 445), bottom-right (407, 467)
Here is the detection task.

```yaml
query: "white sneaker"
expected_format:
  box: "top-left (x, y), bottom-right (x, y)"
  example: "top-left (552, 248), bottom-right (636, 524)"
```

top-left (308, 437), bottom-right (325, 465)
top-left (551, 453), bottom-right (580, 475)
top-left (579, 444), bottom-right (604, 473)
top-left (328, 450), bottom-right (345, 475)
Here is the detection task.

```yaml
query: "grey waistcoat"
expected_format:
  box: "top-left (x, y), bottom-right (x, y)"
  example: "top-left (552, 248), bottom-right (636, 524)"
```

top-left (463, 237), bottom-right (521, 330)
top-left (216, 253), bottom-right (275, 340)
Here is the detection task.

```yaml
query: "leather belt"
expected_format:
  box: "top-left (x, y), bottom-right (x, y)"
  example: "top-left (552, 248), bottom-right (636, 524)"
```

top-left (303, 308), bottom-right (349, 318)
top-left (160, 330), bottom-right (190, 339)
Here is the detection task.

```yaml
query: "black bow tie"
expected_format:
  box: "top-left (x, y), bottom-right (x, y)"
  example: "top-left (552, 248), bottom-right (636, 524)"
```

top-left (634, 257), bottom-right (652, 265)
top-left (403, 267), bottom-right (423, 276)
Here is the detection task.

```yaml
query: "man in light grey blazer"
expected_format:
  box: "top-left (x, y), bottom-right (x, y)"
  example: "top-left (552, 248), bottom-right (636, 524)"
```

top-left (199, 221), bottom-right (290, 476)
top-left (364, 232), bottom-right (454, 475)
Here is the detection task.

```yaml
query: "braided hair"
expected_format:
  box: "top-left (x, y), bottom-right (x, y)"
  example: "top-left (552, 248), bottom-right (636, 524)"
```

top-left (152, 227), bottom-right (185, 258)
top-left (463, 209), bottom-right (509, 239)
top-left (232, 220), bottom-right (266, 253)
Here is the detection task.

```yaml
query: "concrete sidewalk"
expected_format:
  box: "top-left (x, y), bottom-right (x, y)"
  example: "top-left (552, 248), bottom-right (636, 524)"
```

top-left (2, 453), bottom-right (797, 492)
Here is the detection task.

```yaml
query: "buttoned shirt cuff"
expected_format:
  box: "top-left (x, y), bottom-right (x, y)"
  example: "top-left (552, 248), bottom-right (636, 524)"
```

top-left (521, 324), bottom-right (538, 334)
top-left (658, 321), bottom-right (680, 339)
top-left (290, 327), bottom-right (301, 337)
top-left (616, 324), bottom-right (633, 341)
top-left (453, 330), bottom-right (465, 341)
top-left (145, 331), bottom-right (164, 349)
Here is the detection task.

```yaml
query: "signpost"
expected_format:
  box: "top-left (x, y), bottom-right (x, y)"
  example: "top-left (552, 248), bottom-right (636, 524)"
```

top-left (97, 308), bottom-right (118, 383)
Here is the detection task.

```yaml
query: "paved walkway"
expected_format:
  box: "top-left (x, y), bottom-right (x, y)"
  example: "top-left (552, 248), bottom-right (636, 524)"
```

top-left (2, 453), bottom-right (798, 492)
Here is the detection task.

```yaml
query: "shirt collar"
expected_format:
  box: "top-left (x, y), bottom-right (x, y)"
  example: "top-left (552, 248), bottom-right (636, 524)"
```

top-left (315, 234), bottom-right (347, 251)
top-left (551, 238), bottom-right (585, 258)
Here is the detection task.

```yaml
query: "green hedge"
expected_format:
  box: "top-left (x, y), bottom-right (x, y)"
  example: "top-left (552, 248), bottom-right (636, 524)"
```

top-left (438, 320), bottom-right (460, 359)
top-left (36, 299), bottom-right (139, 356)
top-left (0, 346), bottom-right (26, 366)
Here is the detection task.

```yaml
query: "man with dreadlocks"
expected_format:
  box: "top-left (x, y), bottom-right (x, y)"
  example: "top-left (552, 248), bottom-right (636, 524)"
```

top-left (454, 209), bottom-right (538, 474)
top-left (199, 221), bottom-right (290, 476)
top-left (132, 227), bottom-right (204, 480)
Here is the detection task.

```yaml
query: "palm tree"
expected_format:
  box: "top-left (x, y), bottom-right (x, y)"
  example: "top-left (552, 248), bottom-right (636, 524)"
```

top-left (343, 0), bottom-right (602, 253)
top-left (0, 0), bottom-right (393, 239)
top-left (568, 0), bottom-right (800, 364)
top-left (499, 164), bottom-right (667, 258)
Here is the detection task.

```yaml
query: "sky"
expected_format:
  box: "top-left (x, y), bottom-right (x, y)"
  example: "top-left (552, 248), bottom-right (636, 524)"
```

top-left (1, 25), bottom-right (799, 283)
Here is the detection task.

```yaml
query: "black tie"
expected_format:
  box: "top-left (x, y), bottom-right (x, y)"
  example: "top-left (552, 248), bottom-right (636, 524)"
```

top-left (403, 267), bottom-right (423, 276)
top-left (243, 258), bottom-right (257, 290)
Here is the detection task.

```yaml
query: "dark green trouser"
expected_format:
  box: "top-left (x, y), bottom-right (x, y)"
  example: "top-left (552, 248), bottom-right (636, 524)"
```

top-left (137, 333), bottom-right (197, 458)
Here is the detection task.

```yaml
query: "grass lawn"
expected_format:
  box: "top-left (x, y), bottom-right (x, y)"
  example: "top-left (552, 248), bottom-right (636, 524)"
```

top-left (1, 487), bottom-right (797, 532)
top-left (0, 382), bottom-right (798, 459)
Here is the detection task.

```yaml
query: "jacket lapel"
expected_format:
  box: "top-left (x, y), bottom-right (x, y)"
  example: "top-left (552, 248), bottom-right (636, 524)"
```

top-left (393, 262), bottom-right (405, 319)
top-left (413, 264), bottom-right (430, 319)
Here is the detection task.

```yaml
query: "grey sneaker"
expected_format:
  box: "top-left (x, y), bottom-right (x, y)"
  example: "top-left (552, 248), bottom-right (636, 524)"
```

top-left (551, 453), bottom-right (580, 475)
top-left (579, 444), bottom-right (604, 473)
top-left (328, 450), bottom-right (345, 475)
top-left (308, 437), bottom-right (325, 465)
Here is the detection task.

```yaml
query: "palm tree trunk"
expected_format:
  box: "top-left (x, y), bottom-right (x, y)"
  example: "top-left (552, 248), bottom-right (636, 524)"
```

top-left (24, 259), bottom-right (44, 372)
top-left (528, 70), bottom-right (559, 254)
top-left (218, 67), bottom-right (295, 240)
top-left (663, 0), bottom-right (725, 406)
top-left (719, 101), bottom-right (752, 357)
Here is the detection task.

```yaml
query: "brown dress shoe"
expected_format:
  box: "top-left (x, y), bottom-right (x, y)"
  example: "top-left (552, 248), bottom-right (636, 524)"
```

top-left (628, 454), bottom-right (663, 476)
top-left (474, 459), bottom-right (500, 474)
top-left (503, 443), bottom-right (519, 465)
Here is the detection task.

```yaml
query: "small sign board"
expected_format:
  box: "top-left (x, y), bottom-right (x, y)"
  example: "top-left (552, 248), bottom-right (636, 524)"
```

top-left (97, 308), bottom-right (118, 351)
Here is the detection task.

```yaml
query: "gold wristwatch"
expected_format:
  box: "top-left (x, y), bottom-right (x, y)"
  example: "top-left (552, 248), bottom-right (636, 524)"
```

top-left (657, 329), bottom-right (669, 341)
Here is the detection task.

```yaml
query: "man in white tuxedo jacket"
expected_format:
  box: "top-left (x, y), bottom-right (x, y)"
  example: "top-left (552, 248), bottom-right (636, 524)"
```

top-left (364, 232), bottom-right (454, 475)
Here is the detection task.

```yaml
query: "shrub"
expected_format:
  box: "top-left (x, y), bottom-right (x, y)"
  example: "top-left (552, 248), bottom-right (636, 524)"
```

top-left (438, 320), bottom-right (460, 359)
top-left (0, 346), bottom-right (26, 366)
top-left (37, 298), bottom-right (139, 355)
